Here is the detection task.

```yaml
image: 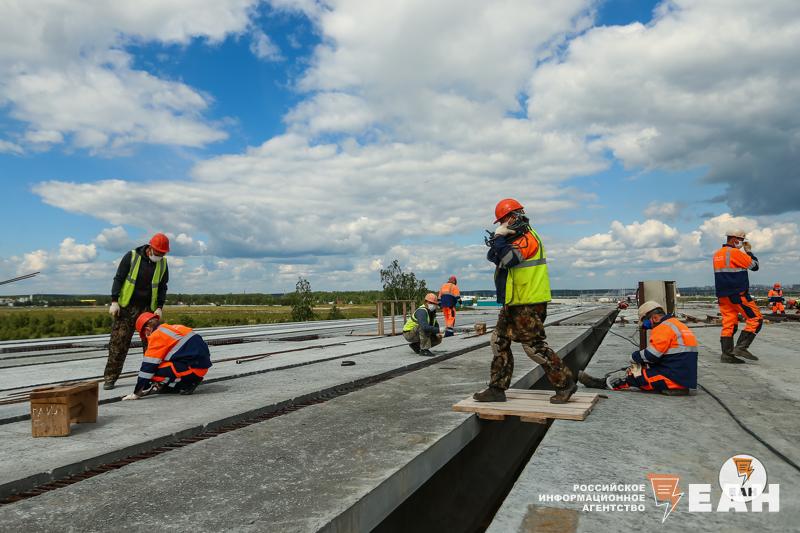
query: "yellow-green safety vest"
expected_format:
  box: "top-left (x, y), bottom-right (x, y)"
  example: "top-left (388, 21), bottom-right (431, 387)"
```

top-left (504, 227), bottom-right (551, 305)
top-left (118, 249), bottom-right (166, 311)
top-left (403, 305), bottom-right (439, 332)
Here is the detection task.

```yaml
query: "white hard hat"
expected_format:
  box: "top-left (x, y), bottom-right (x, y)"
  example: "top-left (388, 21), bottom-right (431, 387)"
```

top-left (726, 229), bottom-right (746, 239)
top-left (638, 300), bottom-right (663, 321)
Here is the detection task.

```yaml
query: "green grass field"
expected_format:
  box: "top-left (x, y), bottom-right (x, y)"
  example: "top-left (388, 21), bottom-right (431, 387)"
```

top-left (0, 305), bottom-right (376, 341)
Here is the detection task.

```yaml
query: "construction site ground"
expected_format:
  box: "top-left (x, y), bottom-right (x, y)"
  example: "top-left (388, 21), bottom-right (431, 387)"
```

top-left (0, 303), bottom-right (797, 532)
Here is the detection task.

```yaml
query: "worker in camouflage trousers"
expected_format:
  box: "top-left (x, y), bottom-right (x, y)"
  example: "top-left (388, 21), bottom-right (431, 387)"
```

top-left (104, 233), bottom-right (170, 390)
top-left (489, 304), bottom-right (571, 391)
top-left (473, 199), bottom-right (576, 404)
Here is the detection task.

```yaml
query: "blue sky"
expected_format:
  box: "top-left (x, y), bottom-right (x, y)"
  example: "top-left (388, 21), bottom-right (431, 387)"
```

top-left (1, 0), bottom-right (798, 295)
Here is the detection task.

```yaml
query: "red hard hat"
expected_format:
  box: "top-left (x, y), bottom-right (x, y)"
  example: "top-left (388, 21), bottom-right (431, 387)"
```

top-left (448, 275), bottom-right (457, 284)
top-left (424, 293), bottom-right (439, 304)
top-left (135, 312), bottom-right (158, 334)
top-left (149, 233), bottom-right (170, 254)
top-left (494, 198), bottom-right (524, 223)
top-left (774, 283), bottom-right (781, 289)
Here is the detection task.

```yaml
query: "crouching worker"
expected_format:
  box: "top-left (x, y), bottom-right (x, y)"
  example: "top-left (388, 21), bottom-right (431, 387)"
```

top-left (122, 312), bottom-right (212, 400)
top-left (402, 293), bottom-right (443, 357)
top-left (579, 301), bottom-right (697, 396)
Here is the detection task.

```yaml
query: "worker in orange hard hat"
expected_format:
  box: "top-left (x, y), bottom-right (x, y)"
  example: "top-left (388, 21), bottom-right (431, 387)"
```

top-left (438, 276), bottom-right (461, 337)
top-left (121, 312), bottom-right (211, 400)
top-left (402, 293), bottom-right (443, 357)
top-left (767, 283), bottom-right (786, 315)
top-left (712, 229), bottom-right (761, 364)
top-left (104, 233), bottom-right (171, 390)
top-left (473, 198), bottom-right (576, 404)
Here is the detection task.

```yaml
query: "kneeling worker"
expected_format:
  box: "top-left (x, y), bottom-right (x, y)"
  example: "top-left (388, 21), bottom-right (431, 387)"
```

top-left (402, 293), bottom-right (442, 357)
top-left (579, 301), bottom-right (697, 395)
top-left (122, 312), bottom-right (212, 400)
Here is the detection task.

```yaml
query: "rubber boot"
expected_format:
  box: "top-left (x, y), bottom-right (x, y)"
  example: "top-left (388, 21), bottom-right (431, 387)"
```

top-left (578, 370), bottom-right (607, 389)
top-left (103, 381), bottom-right (116, 390)
top-left (550, 378), bottom-right (578, 404)
top-left (660, 388), bottom-right (690, 396)
top-left (732, 331), bottom-right (759, 360)
top-left (473, 386), bottom-right (507, 402)
top-left (720, 337), bottom-right (745, 364)
top-left (419, 349), bottom-right (434, 357)
top-left (409, 342), bottom-right (420, 354)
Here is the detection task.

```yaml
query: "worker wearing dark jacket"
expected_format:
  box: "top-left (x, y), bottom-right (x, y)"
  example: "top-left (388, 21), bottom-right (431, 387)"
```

top-left (402, 293), bottom-right (442, 357)
top-left (712, 229), bottom-right (761, 364)
top-left (473, 198), bottom-right (575, 405)
top-left (579, 301), bottom-right (697, 395)
top-left (103, 233), bottom-right (170, 390)
top-left (122, 312), bottom-right (211, 400)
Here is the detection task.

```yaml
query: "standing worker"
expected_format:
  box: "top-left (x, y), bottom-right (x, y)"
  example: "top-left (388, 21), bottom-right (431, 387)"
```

top-left (768, 283), bottom-right (786, 315)
top-left (104, 233), bottom-right (170, 389)
top-left (712, 229), bottom-right (762, 364)
top-left (122, 312), bottom-right (211, 400)
top-left (578, 301), bottom-right (697, 395)
top-left (402, 293), bottom-right (443, 357)
top-left (473, 199), bottom-right (576, 404)
top-left (438, 276), bottom-right (461, 337)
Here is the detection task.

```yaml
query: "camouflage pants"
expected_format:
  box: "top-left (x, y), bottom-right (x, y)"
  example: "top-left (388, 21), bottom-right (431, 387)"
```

top-left (489, 303), bottom-right (572, 390)
top-left (104, 302), bottom-right (147, 383)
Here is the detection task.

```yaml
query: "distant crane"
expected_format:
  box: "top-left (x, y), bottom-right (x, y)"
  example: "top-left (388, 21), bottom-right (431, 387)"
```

top-left (0, 272), bottom-right (40, 286)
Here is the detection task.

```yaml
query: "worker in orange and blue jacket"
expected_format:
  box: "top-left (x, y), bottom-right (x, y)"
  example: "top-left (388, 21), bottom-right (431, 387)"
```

top-left (712, 229), bottom-right (761, 364)
top-left (579, 301), bottom-right (697, 396)
top-left (122, 312), bottom-right (212, 400)
top-left (768, 283), bottom-right (785, 315)
top-left (438, 276), bottom-right (461, 337)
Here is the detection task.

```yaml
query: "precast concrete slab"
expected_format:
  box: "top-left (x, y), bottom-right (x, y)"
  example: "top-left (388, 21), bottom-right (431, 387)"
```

top-left (0, 321), bottom-right (607, 532)
top-left (488, 320), bottom-right (800, 533)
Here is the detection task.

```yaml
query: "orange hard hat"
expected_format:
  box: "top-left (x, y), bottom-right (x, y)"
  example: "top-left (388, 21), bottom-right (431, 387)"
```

top-left (774, 283), bottom-right (781, 289)
top-left (135, 312), bottom-right (158, 334)
top-left (494, 198), bottom-right (524, 223)
top-left (448, 275), bottom-right (457, 284)
top-left (149, 233), bottom-right (170, 254)
top-left (424, 293), bottom-right (439, 304)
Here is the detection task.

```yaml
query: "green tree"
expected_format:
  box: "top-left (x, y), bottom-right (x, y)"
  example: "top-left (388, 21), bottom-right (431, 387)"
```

top-left (291, 277), bottom-right (316, 322)
top-left (379, 259), bottom-right (428, 303)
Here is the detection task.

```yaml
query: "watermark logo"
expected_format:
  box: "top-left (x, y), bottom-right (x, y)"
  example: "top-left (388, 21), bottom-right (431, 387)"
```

top-left (646, 473), bottom-right (683, 523)
top-left (718, 454), bottom-right (767, 503)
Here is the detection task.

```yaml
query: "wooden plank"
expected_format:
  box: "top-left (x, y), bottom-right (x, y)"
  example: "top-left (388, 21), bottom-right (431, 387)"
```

top-left (505, 390), bottom-right (598, 405)
top-left (453, 398), bottom-right (591, 415)
top-left (520, 416), bottom-right (547, 424)
top-left (478, 413), bottom-right (505, 421)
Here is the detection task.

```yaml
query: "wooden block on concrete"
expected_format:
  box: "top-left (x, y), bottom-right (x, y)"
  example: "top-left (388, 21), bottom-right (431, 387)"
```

top-left (30, 381), bottom-right (98, 437)
top-left (452, 389), bottom-right (600, 423)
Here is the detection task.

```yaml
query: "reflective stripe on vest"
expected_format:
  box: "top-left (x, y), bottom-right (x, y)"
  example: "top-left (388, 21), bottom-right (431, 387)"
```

top-left (504, 227), bottom-right (551, 305)
top-left (118, 249), bottom-right (166, 311)
top-left (403, 306), bottom-right (437, 332)
top-left (714, 247), bottom-right (747, 273)
top-left (648, 319), bottom-right (697, 357)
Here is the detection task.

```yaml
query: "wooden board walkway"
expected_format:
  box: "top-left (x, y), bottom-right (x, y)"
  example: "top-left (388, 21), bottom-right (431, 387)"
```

top-left (452, 389), bottom-right (600, 424)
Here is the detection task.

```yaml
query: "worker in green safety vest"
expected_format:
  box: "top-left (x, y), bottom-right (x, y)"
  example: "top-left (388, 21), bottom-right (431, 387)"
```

top-left (402, 293), bottom-right (443, 357)
top-left (103, 233), bottom-right (170, 390)
top-left (473, 199), bottom-right (576, 405)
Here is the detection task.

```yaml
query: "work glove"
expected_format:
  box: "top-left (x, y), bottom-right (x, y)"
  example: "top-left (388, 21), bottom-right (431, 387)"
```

top-left (494, 222), bottom-right (514, 236)
top-left (154, 307), bottom-right (163, 318)
top-left (109, 302), bottom-right (120, 317)
top-left (122, 393), bottom-right (139, 401)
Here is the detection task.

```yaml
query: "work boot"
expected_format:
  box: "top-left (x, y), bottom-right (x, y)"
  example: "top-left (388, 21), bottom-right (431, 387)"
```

top-left (732, 331), bottom-right (759, 361)
top-left (660, 388), bottom-right (690, 396)
top-left (103, 381), bottom-right (115, 390)
top-left (550, 379), bottom-right (578, 404)
top-left (419, 349), bottom-right (434, 357)
top-left (720, 337), bottom-right (744, 364)
top-left (578, 370), bottom-right (607, 390)
top-left (179, 383), bottom-right (199, 396)
top-left (473, 386), bottom-right (507, 402)
top-left (409, 342), bottom-right (420, 354)
top-left (444, 330), bottom-right (454, 338)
